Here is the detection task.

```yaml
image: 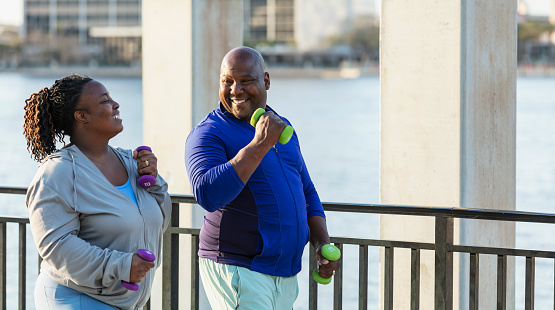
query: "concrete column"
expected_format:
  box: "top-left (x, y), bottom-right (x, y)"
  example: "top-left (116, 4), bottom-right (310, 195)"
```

top-left (142, 0), bottom-right (243, 308)
top-left (380, 1), bottom-right (516, 309)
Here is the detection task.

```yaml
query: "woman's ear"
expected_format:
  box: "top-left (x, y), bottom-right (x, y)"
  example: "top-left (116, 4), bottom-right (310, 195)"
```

top-left (74, 111), bottom-right (88, 124)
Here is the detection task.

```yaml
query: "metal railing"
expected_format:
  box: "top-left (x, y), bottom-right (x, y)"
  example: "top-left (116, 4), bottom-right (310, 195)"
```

top-left (163, 196), bottom-right (555, 310)
top-left (3, 186), bottom-right (555, 309)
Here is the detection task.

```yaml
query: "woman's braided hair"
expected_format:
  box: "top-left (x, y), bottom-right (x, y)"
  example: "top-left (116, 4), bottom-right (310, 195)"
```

top-left (23, 74), bottom-right (93, 162)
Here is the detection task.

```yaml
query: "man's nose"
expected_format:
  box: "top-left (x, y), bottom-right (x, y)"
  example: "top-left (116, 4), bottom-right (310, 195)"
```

top-left (231, 82), bottom-right (243, 95)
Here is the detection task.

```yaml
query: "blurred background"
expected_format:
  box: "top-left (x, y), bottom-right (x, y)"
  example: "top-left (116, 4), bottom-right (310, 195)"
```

top-left (0, 0), bottom-right (552, 74)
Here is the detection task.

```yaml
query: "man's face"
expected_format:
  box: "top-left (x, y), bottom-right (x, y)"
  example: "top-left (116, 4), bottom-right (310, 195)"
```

top-left (219, 56), bottom-right (270, 122)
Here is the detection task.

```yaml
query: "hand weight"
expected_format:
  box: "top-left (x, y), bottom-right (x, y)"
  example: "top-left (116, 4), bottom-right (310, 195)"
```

top-left (250, 108), bottom-right (294, 145)
top-left (135, 146), bottom-right (156, 188)
top-left (121, 249), bottom-right (156, 291)
top-left (312, 244), bottom-right (341, 285)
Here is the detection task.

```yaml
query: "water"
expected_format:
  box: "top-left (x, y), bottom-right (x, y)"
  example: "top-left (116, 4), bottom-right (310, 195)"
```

top-left (1, 72), bottom-right (554, 309)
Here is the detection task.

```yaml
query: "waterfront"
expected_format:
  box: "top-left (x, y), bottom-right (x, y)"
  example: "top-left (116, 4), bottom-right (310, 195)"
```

top-left (1, 72), bottom-right (555, 308)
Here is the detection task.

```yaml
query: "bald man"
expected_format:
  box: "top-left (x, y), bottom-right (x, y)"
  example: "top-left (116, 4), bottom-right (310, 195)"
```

top-left (185, 46), bottom-right (339, 309)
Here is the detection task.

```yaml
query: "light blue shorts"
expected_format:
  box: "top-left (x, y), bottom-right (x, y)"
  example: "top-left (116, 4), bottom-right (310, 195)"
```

top-left (34, 272), bottom-right (115, 310)
top-left (199, 257), bottom-right (299, 310)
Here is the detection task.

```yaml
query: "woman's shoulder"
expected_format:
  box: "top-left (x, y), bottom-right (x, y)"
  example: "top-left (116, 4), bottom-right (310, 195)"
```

top-left (34, 149), bottom-right (73, 178)
top-left (27, 149), bottom-right (76, 200)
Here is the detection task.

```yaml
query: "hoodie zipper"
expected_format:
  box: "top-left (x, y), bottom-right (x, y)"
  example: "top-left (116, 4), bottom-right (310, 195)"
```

top-left (273, 145), bottom-right (300, 275)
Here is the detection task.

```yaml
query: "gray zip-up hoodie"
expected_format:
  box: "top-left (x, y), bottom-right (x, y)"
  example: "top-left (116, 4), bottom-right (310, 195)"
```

top-left (26, 144), bottom-right (172, 309)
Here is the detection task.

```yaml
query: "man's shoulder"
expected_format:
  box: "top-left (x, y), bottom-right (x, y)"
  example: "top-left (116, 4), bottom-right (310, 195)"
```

top-left (193, 108), bottom-right (240, 132)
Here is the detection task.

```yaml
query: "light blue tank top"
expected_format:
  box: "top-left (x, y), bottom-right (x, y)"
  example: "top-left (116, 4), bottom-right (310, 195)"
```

top-left (115, 178), bottom-right (139, 208)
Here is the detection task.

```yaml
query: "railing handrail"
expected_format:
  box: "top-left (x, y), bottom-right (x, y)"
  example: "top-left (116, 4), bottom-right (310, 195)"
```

top-left (322, 202), bottom-right (555, 223)
top-left (3, 186), bottom-right (555, 224)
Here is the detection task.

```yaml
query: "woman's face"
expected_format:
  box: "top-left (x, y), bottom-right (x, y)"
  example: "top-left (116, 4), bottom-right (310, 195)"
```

top-left (75, 80), bottom-right (123, 139)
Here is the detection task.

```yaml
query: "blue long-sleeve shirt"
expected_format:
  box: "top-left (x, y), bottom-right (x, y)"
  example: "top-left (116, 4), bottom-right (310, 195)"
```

top-left (184, 103), bottom-right (325, 277)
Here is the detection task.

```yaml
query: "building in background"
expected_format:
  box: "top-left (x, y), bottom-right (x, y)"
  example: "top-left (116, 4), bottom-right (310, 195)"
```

top-left (244, 0), bottom-right (295, 46)
top-left (517, 0), bottom-right (555, 67)
top-left (23, 0), bottom-right (141, 66)
top-left (0, 24), bottom-right (22, 68)
top-left (244, 0), bottom-right (380, 68)
top-left (20, 0), bottom-right (380, 68)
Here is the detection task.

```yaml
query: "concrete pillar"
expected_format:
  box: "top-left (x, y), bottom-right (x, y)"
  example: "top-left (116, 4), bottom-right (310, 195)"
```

top-left (380, 1), bottom-right (516, 309)
top-left (142, 0), bottom-right (243, 308)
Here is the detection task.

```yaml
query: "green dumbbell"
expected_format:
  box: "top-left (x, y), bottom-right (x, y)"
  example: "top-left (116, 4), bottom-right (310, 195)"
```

top-left (250, 108), bottom-right (294, 145)
top-left (312, 244), bottom-right (341, 285)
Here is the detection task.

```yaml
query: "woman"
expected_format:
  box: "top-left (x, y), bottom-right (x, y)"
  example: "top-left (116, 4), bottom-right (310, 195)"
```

top-left (23, 75), bottom-right (171, 309)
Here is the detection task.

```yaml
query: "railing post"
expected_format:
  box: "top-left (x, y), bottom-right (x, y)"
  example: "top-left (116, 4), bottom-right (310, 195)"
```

top-left (384, 246), bottom-right (394, 310)
top-left (434, 216), bottom-right (453, 310)
top-left (333, 243), bottom-right (343, 310)
top-left (469, 253), bottom-right (479, 310)
top-left (191, 234), bottom-right (199, 310)
top-left (411, 249), bottom-right (420, 310)
top-left (309, 246), bottom-right (318, 310)
top-left (19, 223), bottom-right (26, 310)
top-left (497, 255), bottom-right (507, 310)
top-left (359, 245), bottom-right (368, 310)
top-left (163, 202), bottom-right (180, 310)
top-left (0, 221), bottom-right (6, 310)
top-left (525, 256), bottom-right (535, 310)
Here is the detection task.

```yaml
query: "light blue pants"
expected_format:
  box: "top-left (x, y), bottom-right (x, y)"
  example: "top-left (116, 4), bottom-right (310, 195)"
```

top-left (34, 272), bottom-right (115, 310)
top-left (199, 257), bottom-right (299, 310)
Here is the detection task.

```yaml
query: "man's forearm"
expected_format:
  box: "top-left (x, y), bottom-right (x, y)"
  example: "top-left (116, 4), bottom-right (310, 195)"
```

top-left (229, 141), bottom-right (272, 184)
top-left (308, 215), bottom-right (330, 250)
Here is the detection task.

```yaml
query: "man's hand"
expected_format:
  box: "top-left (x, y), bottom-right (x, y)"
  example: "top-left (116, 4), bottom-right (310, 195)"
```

top-left (315, 244), bottom-right (341, 279)
top-left (252, 111), bottom-right (287, 149)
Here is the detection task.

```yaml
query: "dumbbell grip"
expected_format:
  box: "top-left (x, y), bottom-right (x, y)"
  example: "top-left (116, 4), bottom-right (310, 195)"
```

top-left (313, 244), bottom-right (341, 285)
top-left (250, 108), bottom-right (294, 145)
top-left (135, 146), bottom-right (156, 188)
top-left (121, 249), bottom-right (156, 291)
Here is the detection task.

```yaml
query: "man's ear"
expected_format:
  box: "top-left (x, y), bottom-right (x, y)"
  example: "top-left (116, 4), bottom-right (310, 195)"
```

top-left (74, 111), bottom-right (88, 124)
top-left (264, 72), bottom-right (270, 90)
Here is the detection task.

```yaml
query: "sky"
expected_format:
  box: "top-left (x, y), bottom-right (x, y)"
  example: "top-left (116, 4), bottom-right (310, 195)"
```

top-left (0, 0), bottom-right (553, 27)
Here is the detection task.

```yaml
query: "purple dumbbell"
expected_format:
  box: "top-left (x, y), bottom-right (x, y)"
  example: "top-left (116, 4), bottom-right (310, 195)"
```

top-left (121, 249), bottom-right (156, 291)
top-left (135, 146), bottom-right (156, 188)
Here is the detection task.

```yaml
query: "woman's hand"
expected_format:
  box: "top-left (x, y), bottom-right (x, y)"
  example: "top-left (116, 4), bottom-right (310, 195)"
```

top-left (133, 148), bottom-right (158, 179)
top-left (129, 253), bottom-right (155, 283)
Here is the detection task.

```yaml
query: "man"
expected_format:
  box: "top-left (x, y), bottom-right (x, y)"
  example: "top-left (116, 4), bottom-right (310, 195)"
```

top-left (184, 46), bottom-right (339, 309)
